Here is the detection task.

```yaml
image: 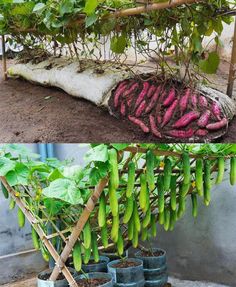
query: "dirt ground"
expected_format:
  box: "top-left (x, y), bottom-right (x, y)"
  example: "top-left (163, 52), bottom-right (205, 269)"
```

top-left (0, 60), bottom-right (236, 143)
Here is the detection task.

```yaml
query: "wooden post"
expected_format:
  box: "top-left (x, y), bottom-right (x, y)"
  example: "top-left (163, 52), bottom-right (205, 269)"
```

top-left (1, 35), bottom-right (7, 80)
top-left (49, 177), bottom-right (108, 284)
top-left (227, 18), bottom-right (236, 97)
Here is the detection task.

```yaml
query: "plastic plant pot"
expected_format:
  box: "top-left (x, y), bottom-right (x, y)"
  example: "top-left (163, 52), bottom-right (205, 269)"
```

top-left (100, 250), bottom-right (128, 261)
top-left (76, 272), bottom-right (113, 287)
top-left (82, 256), bottom-right (110, 273)
top-left (135, 248), bottom-right (168, 287)
top-left (37, 268), bottom-right (77, 287)
top-left (107, 258), bottom-right (145, 287)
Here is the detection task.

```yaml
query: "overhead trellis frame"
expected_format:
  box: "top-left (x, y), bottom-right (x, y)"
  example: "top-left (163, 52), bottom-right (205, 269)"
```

top-left (0, 146), bottom-right (235, 286)
top-left (1, 0), bottom-right (236, 97)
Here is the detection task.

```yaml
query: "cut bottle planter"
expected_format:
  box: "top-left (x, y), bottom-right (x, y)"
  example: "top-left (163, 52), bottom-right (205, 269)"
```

top-left (108, 258), bottom-right (145, 287)
top-left (135, 249), bottom-right (168, 287)
top-left (82, 256), bottom-right (110, 273)
top-left (76, 272), bottom-right (113, 287)
top-left (37, 268), bottom-right (77, 287)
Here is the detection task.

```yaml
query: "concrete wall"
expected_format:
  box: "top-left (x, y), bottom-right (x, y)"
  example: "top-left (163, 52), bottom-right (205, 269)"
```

top-left (154, 169), bottom-right (236, 287)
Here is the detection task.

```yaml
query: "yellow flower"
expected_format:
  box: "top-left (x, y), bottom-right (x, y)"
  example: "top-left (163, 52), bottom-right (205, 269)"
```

top-left (192, 181), bottom-right (196, 188)
top-left (160, 161), bottom-right (165, 169)
top-left (15, 192), bottom-right (20, 197)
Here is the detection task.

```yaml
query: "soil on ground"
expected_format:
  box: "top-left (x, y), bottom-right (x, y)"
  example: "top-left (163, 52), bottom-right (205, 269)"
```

top-left (0, 60), bottom-right (236, 143)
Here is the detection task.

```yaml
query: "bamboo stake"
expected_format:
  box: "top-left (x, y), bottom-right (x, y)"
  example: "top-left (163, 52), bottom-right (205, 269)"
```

top-left (1, 35), bottom-right (7, 80)
top-left (0, 177), bottom-right (77, 287)
top-left (49, 177), bottom-right (108, 283)
top-left (227, 18), bottom-right (236, 97)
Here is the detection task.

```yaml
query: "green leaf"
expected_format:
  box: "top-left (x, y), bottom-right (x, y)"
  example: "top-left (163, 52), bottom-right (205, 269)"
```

top-left (110, 34), bottom-right (128, 54)
top-left (48, 168), bottom-right (64, 182)
top-left (199, 52), bottom-right (220, 74)
top-left (85, 14), bottom-right (98, 28)
top-left (44, 198), bottom-right (65, 216)
top-left (43, 178), bottom-right (83, 205)
top-left (111, 144), bottom-right (129, 151)
top-left (84, 144), bottom-right (108, 163)
top-left (5, 163), bottom-right (29, 186)
top-left (33, 3), bottom-right (46, 13)
top-left (84, 0), bottom-right (98, 16)
top-left (0, 157), bottom-right (16, 176)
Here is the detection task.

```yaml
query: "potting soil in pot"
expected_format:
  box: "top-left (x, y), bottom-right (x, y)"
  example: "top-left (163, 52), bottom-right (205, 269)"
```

top-left (76, 278), bottom-right (110, 287)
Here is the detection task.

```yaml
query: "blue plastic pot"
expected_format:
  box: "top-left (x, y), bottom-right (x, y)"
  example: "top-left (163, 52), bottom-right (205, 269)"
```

top-left (82, 256), bottom-right (110, 273)
top-left (76, 272), bottom-right (113, 287)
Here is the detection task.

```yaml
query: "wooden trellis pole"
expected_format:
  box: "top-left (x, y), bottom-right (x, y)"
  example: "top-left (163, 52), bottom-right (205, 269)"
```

top-left (1, 35), bottom-right (7, 80)
top-left (227, 18), bottom-right (236, 97)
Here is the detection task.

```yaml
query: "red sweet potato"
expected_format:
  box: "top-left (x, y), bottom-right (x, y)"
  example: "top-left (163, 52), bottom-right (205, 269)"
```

top-left (135, 82), bottom-right (150, 109)
top-left (197, 110), bottom-right (210, 128)
top-left (128, 116), bottom-right (150, 133)
top-left (147, 84), bottom-right (157, 98)
top-left (163, 88), bottom-right (176, 107)
top-left (114, 82), bottom-right (127, 108)
top-left (120, 101), bottom-right (126, 116)
top-left (172, 111), bottom-right (200, 128)
top-left (191, 93), bottom-right (198, 109)
top-left (211, 101), bottom-right (221, 121)
top-left (166, 128), bottom-right (194, 138)
top-left (149, 115), bottom-right (162, 138)
top-left (195, 129), bottom-right (208, 136)
top-left (179, 88), bottom-right (191, 114)
top-left (161, 99), bottom-right (178, 127)
top-left (145, 85), bottom-right (161, 114)
top-left (206, 118), bottom-right (228, 130)
top-left (135, 100), bottom-right (146, 117)
top-left (123, 82), bottom-right (139, 97)
top-left (199, 96), bottom-right (208, 109)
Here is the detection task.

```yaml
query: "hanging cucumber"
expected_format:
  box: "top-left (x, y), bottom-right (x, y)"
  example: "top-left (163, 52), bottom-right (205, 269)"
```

top-left (40, 242), bottom-right (49, 262)
top-left (169, 209), bottom-right (177, 231)
top-left (195, 158), bottom-right (203, 196)
top-left (101, 224), bottom-right (109, 249)
top-left (18, 208), bottom-right (25, 228)
top-left (142, 206), bottom-right (151, 228)
top-left (158, 211), bottom-right (165, 225)
top-left (141, 227), bottom-right (148, 241)
top-left (128, 214), bottom-right (134, 240)
top-left (170, 176), bottom-right (177, 211)
top-left (216, 157), bottom-right (224, 185)
top-left (164, 208), bottom-right (170, 231)
top-left (139, 173), bottom-right (147, 212)
top-left (126, 161), bottom-right (135, 198)
top-left (111, 214), bottom-right (119, 243)
top-left (146, 150), bottom-right (155, 191)
top-left (92, 232), bottom-right (100, 263)
top-left (123, 196), bottom-right (134, 224)
top-left (108, 182), bottom-right (118, 217)
top-left (177, 191), bottom-right (186, 219)
top-left (108, 148), bottom-right (119, 190)
top-left (98, 191), bottom-right (106, 228)
top-left (133, 201), bottom-right (141, 232)
top-left (204, 160), bottom-right (211, 206)
top-left (83, 247), bottom-right (91, 264)
top-left (230, 157), bottom-right (236, 186)
top-left (150, 214), bottom-right (157, 237)
top-left (157, 176), bottom-right (165, 213)
top-left (132, 225), bottom-right (139, 248)
top-left (191, 193), bottom-right (198, 218)
top-left (9, 198), bottom-right (16, 210)
top-left (31, 227), bottom-right (40, 250)
top-left (1, 182), bottom-right (8, 199)
top-left (182, 152), bottom-right (191, 185)
top-left (164, 157), bottom-right (172, 191)
top-left (83, 221), bottom-right (91, 249)
top-left (117, 230), bottom-right (124, 256)
top-left (73, 242), bottom-right (82, 271)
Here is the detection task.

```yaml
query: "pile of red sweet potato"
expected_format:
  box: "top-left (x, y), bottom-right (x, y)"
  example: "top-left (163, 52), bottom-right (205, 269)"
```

top-left (109, 78), bottom-right (228, 140)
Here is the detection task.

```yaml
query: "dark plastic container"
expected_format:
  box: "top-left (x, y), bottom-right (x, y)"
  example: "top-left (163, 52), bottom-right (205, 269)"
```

top-left (100, 250), bottom-right (128, 261)
top-left (82, 256), bottom-right (110, 273)
top-left (108, 258), bottom-right (145, 287)
top-left (76, 272), bottom-right (113, 287)
top-left (135, 248), bottom-right (168, 287)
